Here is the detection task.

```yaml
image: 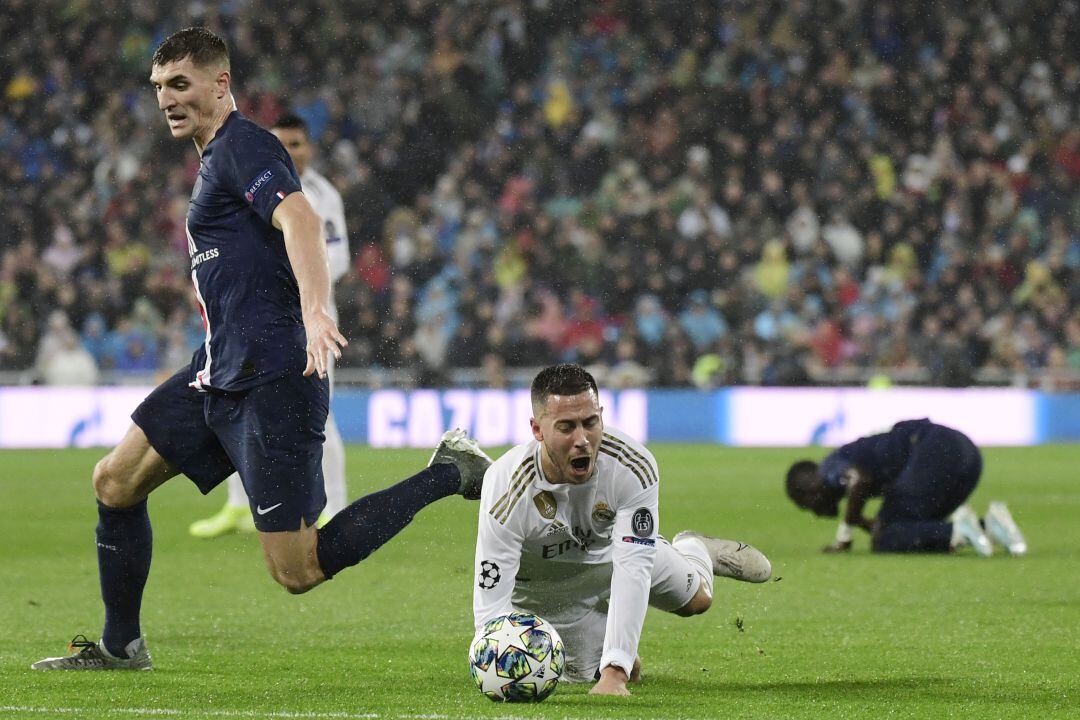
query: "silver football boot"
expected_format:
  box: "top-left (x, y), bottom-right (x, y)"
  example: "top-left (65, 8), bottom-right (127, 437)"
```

top-left (673, 531), bottom-right (773, 583)
top-left (32, 635), bottom-right (152, 670)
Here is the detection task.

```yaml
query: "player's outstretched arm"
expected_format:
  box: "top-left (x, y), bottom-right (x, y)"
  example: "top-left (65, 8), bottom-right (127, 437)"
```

top-left (842, 468), bottom-right (875, 532)
top-left (273, 192), bottom-right (347, 378)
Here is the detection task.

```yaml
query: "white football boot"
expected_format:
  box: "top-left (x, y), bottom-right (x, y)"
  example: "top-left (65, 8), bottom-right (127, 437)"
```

top-left (672, 531), bottom-right (772, 583)
top-left (984, 501), bottom-right (1027, 556)
top-left (951, 505), bottom-right (993, 557)
top-left (429, 428), bottom-right (492, 500)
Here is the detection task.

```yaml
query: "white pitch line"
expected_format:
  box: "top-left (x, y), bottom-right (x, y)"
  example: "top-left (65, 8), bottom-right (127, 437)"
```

top-left (0, 708), bottom-right (469, 720)
top-left (0, 708), bottom-right (582, 720)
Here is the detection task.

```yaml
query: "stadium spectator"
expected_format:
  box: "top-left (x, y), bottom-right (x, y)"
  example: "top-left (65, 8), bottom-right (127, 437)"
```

top-left (41, 328), bottom-right (100, 386)
top-left (2, 1), bottom-right (1078, 389)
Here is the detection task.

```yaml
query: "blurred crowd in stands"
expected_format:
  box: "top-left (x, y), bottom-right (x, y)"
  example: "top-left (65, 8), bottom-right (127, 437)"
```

top-left (2, 0), bottom-right (1079, 389)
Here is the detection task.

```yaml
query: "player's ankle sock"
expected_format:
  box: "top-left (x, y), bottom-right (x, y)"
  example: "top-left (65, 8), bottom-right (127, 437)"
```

top-left (672, 536), bottom-right (714, 599)
top-left (315, 464), bottom-right (459, 578)
top-left (96, 499), bottom-right (152, 657)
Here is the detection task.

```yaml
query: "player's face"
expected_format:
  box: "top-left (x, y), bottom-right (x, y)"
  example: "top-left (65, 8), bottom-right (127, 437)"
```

top-left (150, 57), bottom-right (229, 143)
top-left (531, 390), bottom-right (603, 485)
top-left (272, 127), bottom-right (313, 175)
top-left (807, 491), bottom-right (840, 517)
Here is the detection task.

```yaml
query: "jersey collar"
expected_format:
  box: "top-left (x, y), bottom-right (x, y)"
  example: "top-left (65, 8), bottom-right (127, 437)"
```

top-left (203, 110), bottom-right (241, 154)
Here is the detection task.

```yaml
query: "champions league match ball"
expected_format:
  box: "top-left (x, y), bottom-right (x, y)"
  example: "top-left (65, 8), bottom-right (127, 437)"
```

top-left (468, 611), bottom-right (565, 702)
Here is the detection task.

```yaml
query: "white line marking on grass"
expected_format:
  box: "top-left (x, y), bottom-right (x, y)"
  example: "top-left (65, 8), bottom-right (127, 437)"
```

top-left (1, 708), bottom-right (469, 720)
top-left (0, 708), bottom-right (576, 720)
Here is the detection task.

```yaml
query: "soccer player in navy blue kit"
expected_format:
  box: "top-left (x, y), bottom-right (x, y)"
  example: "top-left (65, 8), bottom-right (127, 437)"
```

top-left (33, 27), bottom-right (492, 671)
top-left (785, 419), bottom-right (1027, 556)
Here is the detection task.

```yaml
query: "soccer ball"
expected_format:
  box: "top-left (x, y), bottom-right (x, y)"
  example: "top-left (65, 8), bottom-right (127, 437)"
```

top-left (468, 611), bottom-right (565, 702)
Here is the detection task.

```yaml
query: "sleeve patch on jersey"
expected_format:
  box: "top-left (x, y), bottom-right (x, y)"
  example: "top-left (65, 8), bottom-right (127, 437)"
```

top-left (478, 560), bottom-right (501, 590)
top-left (622, 536), bottom-right (656, 546)
top-left (631, 508), bottom-right (655, 537)
top-left (244, 168), bottom-right (274, 202)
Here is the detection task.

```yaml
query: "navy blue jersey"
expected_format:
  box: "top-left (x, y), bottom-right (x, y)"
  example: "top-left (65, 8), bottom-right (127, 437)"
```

top-left (819, 418), bottom-right (934, 496)
top-left (185, 111), bottom-right (305, 391)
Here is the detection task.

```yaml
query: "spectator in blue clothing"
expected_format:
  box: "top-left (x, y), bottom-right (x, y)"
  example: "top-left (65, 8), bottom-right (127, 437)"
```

top-left (634, 294), bottom-right (668, 348)
top-left (678, 290), bottom-right (727, 351)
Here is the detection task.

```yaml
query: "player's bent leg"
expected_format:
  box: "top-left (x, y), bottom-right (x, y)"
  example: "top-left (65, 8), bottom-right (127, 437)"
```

top-left (673, 586), bottom-right (712, 617)
top-left (648, 537), bottom-right (711, 615)
top-left (672, 531), bottom-right (772, 583)
top-left (259, 522), bottom-right (326, 594)
top-left (93, 423), bottom-right (180, 507)
top-left (313, 461), bottom-right (471, 579)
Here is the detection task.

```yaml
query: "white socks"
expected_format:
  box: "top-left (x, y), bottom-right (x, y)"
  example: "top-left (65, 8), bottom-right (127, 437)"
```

top-left (322, 412), bottom-right (347, 516)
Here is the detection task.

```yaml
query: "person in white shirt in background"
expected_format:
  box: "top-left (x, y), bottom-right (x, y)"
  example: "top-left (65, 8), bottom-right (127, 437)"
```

top-left (472, 363), bottom-right (772, 696)
top-left (42, 328), bottom-right (100, 386)
top-left (189, 112), bottom-right (350, 537)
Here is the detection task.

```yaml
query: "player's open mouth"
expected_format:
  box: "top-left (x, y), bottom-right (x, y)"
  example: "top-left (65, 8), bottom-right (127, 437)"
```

top-left (167, 114), bottom-right (187, 127)
top-left (570, 457), bottom-right (590, 472)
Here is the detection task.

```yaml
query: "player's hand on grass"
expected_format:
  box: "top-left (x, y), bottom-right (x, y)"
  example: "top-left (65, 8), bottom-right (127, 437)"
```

top-left (822, 540), bottom-right (853, 553)
top-left (590, 665), bottom-right (631, 696)
top-left (303, 309), bottom-right (347, 379)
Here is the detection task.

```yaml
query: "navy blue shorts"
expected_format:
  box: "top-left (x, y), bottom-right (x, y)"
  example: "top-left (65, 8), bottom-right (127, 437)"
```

top-left (132, 368), bottom-right (329, 532)
top-left (878, 425), bottom-right (982, 524)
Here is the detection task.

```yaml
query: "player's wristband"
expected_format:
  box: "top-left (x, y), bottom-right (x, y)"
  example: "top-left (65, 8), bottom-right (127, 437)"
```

top-left (835, 522), bottom-right (853, 544)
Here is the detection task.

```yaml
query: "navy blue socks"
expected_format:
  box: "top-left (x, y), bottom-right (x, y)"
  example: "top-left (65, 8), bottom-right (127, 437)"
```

top-left (96, 499), bottom-right (152, 657)
top-left (316, 464), bottom-right (459, 579)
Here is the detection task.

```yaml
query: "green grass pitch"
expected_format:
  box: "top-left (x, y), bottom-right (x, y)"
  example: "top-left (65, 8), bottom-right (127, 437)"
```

top-left (1, 444), bottom-right (1077, 719)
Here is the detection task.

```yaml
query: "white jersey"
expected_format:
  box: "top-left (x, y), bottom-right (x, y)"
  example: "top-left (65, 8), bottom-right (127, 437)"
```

top-left (300, 167), bottom-right (349, 322)
top-left (473, 425), bottom-right (659, 677)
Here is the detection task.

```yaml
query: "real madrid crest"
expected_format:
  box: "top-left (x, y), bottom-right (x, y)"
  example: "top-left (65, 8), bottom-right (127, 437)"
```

top-left (591, 502), bottom-right (616, 522)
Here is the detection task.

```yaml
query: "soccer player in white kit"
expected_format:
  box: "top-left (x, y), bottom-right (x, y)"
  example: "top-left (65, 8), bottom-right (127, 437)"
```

top-left (189, 113), bottom-right (350, 537)
top-left (473, 364), bottom-right (772, 696)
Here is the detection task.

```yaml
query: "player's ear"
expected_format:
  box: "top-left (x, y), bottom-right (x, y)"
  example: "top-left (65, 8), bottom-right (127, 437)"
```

top-left (530, 418), bottom-right (542, 442)
top-left (215, 70), bottom-right (231, 98)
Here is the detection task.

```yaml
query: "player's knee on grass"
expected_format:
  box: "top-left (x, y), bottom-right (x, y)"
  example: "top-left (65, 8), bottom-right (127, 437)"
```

top-left (673, 585), bottom-right (712, 617)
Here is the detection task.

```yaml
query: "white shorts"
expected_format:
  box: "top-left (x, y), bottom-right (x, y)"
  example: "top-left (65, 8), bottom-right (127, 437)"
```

top-left (513, 539), bottom-right (702, 682)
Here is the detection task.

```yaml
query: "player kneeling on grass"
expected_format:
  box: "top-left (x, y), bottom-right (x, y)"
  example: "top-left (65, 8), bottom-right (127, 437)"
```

top-left (31, 27), bottom-right (492, 671)
top-left (785, 418), bottom-right (1027, 556)
top-left (473, 363), bottom-right (772, 696)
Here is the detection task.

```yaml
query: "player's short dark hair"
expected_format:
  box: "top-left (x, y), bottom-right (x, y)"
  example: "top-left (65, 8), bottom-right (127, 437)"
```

top-left (786, 460), bottom-right (841, 516)
top-left (531, 363), bottom-right (599, 410)
top-left (272, 113), bottom-right (309, 135)
top-left (153, 27), bottom-right (230, 71)
top-left (785, 460), bottom-right (820, 504)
